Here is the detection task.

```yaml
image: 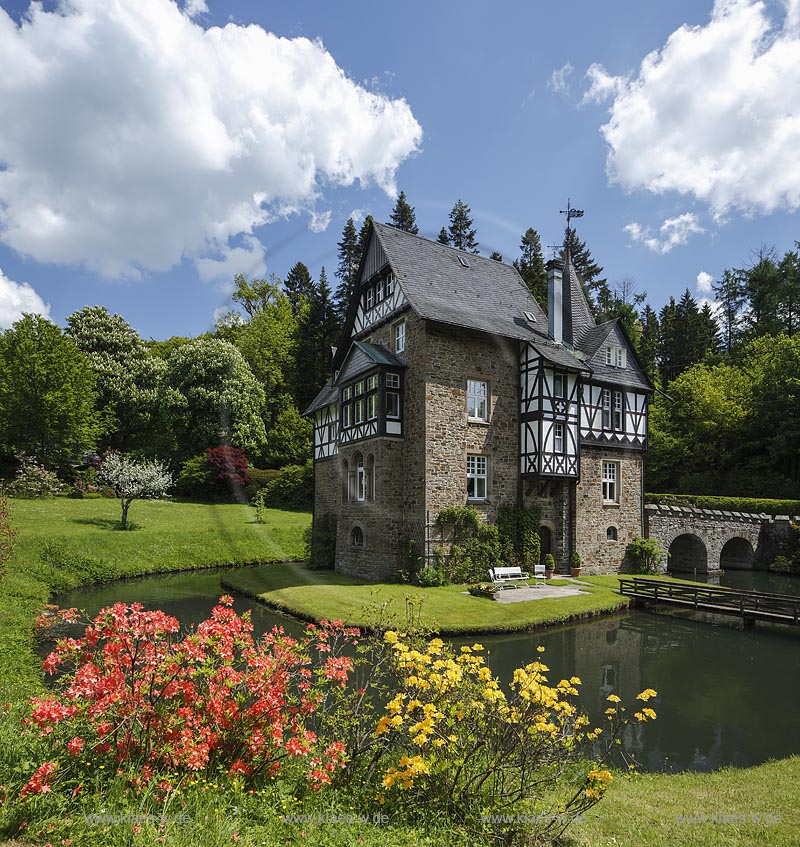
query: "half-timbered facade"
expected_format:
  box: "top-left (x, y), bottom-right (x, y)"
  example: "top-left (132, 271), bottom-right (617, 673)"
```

top-left (306, 221), bottom-right (653, 580)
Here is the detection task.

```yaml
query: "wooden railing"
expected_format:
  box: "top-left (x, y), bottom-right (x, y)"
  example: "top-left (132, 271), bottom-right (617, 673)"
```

top-left (618, 577), bottom-right (800, 625)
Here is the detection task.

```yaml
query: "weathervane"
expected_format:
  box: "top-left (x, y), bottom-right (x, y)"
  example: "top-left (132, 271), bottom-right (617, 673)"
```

top-left (560, 198), bottom-right (585, 237)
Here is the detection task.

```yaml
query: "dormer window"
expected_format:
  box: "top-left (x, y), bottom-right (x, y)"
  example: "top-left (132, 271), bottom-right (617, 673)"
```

top-left (605, 346), bottom-right (626, 368)
top-left (366, 287), bottom-right (374, 310)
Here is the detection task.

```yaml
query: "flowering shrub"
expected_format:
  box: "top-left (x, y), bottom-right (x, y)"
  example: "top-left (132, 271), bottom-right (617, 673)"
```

top-left (23, 598), bottom-right (358, 800)
top-left (0, 486), bottom-right (15, 581)
top-left (370, 632), bottom-right (657, 840)
top-left (7, 453), bottom-right (63, 498)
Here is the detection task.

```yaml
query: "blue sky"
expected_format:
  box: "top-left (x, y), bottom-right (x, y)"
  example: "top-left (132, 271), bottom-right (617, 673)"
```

top-left (0, 0), bottom-right (798, 339)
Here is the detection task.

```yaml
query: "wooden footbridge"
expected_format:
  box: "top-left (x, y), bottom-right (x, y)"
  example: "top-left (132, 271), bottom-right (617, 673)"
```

top-left (618, 577), bottom-right (800, 626)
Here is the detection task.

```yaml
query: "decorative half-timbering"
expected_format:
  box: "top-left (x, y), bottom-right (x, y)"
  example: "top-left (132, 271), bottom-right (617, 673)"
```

top-left (305, 222), bottom-right (654, 581)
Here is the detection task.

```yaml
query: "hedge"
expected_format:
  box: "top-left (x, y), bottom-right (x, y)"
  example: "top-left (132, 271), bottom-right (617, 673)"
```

top-left (646, 493), bottom-right (800, 516)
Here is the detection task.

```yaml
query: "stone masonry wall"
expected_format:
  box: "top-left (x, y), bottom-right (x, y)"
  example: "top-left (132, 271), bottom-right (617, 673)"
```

top-left (423, 323), bottom-right (519, 522)
top-left (575, 447), bottom-right (644, 575)
top-left (333, 309), bottom-right (428, 580)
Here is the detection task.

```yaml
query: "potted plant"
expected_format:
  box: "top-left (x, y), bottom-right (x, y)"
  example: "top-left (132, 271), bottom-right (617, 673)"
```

top-left (569, 550), bottom-right (582, 578)
top-left (544, 553), bottom-right (555, 579)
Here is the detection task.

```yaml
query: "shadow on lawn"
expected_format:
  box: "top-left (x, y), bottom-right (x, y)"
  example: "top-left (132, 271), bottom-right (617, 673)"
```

top-left (70, 517), bottom-right (140, 531)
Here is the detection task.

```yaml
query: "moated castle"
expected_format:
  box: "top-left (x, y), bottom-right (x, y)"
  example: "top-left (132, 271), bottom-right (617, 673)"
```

top-left (305, 221), bottom-right (653, 579)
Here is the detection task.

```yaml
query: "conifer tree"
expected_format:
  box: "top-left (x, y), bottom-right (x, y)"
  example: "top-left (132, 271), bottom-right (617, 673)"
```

top-left (296, 266), bottom-right (338, 411)
top-left (333, 218), bottom-right (360, 325)
top-left (514, 227), bottom-right (547, 307)
top-left (712, 269), bottom-right (746, 356)
top-left (447, 199), bottom-right (479, 253)
top-left (437, 227), bottom-right (450, 245)
top-left (357, 215), bottom-right (373, 261)
top-left (489, 251), bottom-right (503, 262)
top-left (388, 191), bottom-right (418, 234)
top-left (638, 305), bottom-right (660, 382)
top-left (283, 262), bottom-right (314, 317)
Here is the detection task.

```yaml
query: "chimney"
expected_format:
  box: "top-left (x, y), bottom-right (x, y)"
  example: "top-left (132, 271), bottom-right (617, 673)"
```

top-left (547, 258), bottom-right (564, 342)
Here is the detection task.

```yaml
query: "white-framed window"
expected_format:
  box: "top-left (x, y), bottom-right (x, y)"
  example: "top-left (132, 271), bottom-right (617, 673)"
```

top-left (394, 320), bottom-right (406, 354)
top-left (553, 373), bottom-right (566, 399)
top-left (355, 399), bottom-right (365, 424)
top-left (367, 374), bottom-right (378, 391)
top-left (606, 526), bottom-right (618, 541)
top-left (467, 454), bottom-right (487, 501)
top-left (342, 386), bottom-right (352, 401)
top-left (602, 461), bottom-right (619, 504)
top-left (605, 345), bottom-right (627, 368)
top-left (385, 274), bottom-right (395, 296)
top-left (553, 422), bottom-right (564, 453)
top-left (376, 278), bottom-right (385, 301)
top-left (342, 404), bottom-right (351, 429)
top-left (466, 379), bottom-right (488, 421)
top-left (356, 456), bottom-right (366, 501)
top-left (354, 381), bottom-right (364, 396)
top-left (367, 394), bottom-right (378, 420)
top-left (613, 391), bottom-right (623, 430)
top-left (386, 372), bottom-right (400, 389)
top-left (386, 391), bottom-right (400, 418)
top-left (602, 389), bottom-right (612, 429)
top-left (366, 287), bottom-right (374, 310)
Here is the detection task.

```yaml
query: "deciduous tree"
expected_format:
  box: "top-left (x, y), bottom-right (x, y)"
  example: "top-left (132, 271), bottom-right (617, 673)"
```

top-left (98, 452), bottom-right (172, 530)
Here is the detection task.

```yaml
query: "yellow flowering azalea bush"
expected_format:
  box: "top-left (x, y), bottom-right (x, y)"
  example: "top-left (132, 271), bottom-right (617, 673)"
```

top-left (367, 632), bottom-right (656, 841)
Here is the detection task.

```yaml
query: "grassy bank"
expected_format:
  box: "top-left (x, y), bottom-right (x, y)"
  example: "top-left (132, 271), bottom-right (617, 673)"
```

top-left (567, 756), bottom-right (800, 846)
top-left (0, 497), bottom-right (309, 701)
top-left (222, 562), bottom-right (630, 634)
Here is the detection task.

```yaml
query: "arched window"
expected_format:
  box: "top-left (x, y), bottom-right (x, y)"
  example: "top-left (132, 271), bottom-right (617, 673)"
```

top-left (351, 526), bottom-right (364, 547)
top-left (606, 526), bottom-right (618, 541)
top-left (355, 453), bottom-right (366, 502)
top-left (366, 454), bottom-right (375, 500)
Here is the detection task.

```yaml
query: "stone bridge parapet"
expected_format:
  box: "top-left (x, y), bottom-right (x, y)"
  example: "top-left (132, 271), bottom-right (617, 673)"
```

top-left (644, 504), bottom-right (795, 573)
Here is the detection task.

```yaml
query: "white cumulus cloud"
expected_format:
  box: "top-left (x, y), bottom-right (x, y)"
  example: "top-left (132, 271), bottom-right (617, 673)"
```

top-left (624, 213), bottom-right (704, 254)
top-left (589, 0), bottom-right (800, 216)
top-left (194, 235), bottom-right (267, 283)
top-left (0, 0), bottom-right (422, 278)
top-left (547, 62), bottom-right (574, 94)
top-left (0, 268), bottom-right (50, 328)
top-left (308, 210), bottom-right (333, 233)
top-left (696, 271), bottom-right (714, 295)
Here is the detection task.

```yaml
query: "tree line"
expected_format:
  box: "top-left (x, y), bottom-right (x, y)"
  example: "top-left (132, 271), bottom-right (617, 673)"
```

top-left (1, 187), bottom-right (797, 500)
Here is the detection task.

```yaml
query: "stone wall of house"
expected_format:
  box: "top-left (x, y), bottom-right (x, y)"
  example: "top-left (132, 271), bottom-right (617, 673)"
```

top-left (422, 323), bottom-right (519, 522)
top-left (523, 479), bottom-right (570, 571)
top-left (334, 308), bottom-right (428, 580)
top-left (575, 447), bottom-right (644, 574)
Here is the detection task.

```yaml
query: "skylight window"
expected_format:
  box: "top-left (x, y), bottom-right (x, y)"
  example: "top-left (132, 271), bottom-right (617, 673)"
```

top-left (524, 311), bottom-right (537, 323)
top-left (458, 255), bottom-right (470, 268)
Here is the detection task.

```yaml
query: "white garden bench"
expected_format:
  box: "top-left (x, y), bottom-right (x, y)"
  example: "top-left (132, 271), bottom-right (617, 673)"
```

top-left (488, 565), bottom-right (546, 588)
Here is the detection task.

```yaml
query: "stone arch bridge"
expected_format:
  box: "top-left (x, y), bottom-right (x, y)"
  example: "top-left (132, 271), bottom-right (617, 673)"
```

top-left (644, 503), bottom-right (795, 574)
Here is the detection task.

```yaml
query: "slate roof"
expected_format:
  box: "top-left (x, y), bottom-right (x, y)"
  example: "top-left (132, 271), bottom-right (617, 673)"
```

top-left (563, 257), bottom-right (596, 344)
top-left (372, 222), bottom-right (549, 342)
top-left (304, 340), bottom-right (406, 414)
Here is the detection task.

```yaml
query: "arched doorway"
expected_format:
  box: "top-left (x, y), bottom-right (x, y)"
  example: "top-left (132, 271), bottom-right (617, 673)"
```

top-left (668, 534), bottom-right (708, 573)
top-left (720, 537), bottom-right (754, 570)
top-left (539, 525), bottom-right (552, 564)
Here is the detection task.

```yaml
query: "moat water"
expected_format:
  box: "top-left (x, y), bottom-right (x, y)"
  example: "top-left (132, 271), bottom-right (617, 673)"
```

top-left (49, 565), bottom-right (800, 774)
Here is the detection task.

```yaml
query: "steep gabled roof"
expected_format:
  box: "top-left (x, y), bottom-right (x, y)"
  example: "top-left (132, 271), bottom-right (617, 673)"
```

top-left (578, 319), bottom-right (653, 391)
top-left (562, 256), bottom-right (596, 344)
top-left (304, 340), bottom-right (406, 415)
top-left (371, 222), bottom-right (548, 342)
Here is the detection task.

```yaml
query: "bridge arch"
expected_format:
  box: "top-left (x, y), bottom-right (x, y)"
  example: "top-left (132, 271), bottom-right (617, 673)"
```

top-left (668, 533), bottom-right (708, 573)
top-left (720, 536), bottom-right (755, 570)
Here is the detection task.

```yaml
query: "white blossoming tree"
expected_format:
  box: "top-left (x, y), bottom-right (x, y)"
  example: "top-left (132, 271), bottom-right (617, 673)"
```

top-left (98, 453), bottom-right (173, 530)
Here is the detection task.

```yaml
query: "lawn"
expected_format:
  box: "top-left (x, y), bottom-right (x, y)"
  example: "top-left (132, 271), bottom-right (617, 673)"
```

top-left (0, 497), bottom-right (309, 701)
top-left (222, 562), bottom-right (630, 634)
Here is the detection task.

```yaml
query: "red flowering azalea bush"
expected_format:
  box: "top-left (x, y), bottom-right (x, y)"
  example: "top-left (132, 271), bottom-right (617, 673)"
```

top-left (23, 598), bottom-right (357, 800)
